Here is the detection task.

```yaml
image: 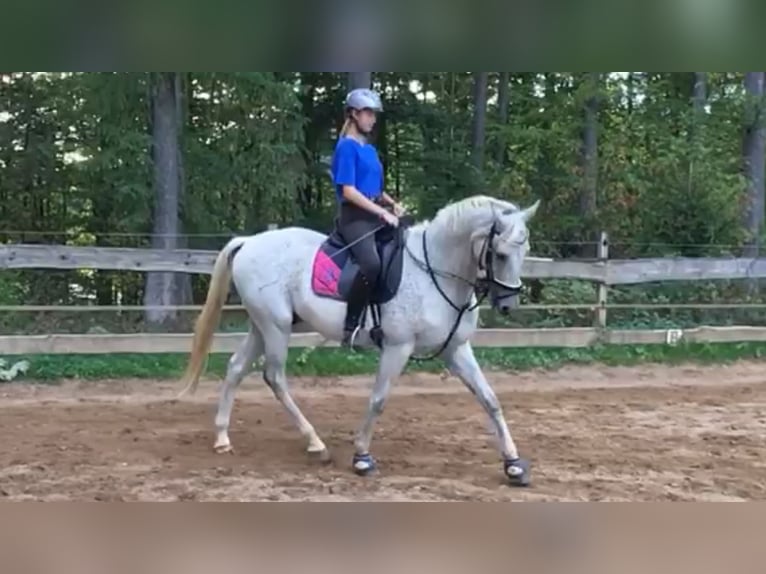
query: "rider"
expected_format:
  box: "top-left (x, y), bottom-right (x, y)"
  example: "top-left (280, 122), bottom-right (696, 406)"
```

top-left (331, 87), bottom-right (404, 348)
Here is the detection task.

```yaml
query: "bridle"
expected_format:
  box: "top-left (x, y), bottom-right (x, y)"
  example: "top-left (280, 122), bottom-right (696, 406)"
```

top-left (476, 221), bottom-right (525, 303)
top-left (405, 221), bottom-right (523, 362)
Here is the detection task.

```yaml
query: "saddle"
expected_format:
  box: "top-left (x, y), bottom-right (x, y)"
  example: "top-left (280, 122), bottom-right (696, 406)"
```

top-left (311, 214), bottom-right (414, 305)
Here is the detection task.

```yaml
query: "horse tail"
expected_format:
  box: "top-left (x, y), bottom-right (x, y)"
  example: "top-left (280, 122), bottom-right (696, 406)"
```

top-left (178, 237), bottom-right (246, 397)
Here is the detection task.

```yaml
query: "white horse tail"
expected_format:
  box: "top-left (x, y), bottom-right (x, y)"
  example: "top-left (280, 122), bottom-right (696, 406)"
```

top-left (178, 236), bottom-right (247, 398)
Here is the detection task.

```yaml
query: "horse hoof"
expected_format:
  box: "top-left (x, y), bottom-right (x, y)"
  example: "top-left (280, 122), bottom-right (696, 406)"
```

top-left (505, 457), bottom-right (530, 487)
top-left (215, 444), bottom-right (235, 455)
top-left (309, 447), bottom-right (332, 464)
top-left (353, 453), bottom-right (377, 476)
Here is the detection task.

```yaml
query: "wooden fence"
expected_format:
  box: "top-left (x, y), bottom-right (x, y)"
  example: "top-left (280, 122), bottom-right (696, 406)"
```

top-left (3, 233), bottom-right (766, 355)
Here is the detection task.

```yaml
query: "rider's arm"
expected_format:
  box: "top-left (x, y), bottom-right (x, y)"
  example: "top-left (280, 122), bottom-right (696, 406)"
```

top-left (342, 186), bottom-right (389, 219)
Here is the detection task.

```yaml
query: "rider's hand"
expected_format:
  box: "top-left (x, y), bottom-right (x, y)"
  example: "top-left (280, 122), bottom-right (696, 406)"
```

top-left (392, 202), bottom-right (406, 217)
top-left (380, 210), bottom-right (399, 228)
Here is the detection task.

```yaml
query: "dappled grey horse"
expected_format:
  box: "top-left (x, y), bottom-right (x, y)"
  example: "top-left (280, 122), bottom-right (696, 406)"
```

top-left (178, 194), bottom-right (541, 486)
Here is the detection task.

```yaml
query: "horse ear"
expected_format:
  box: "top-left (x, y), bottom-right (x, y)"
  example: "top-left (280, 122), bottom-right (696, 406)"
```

top-left (520, 199), bottom-right (541, 222)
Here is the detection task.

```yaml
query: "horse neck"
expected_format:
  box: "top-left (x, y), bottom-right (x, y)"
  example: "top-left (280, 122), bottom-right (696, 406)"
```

top-left (427, 201), bottom-right (496, 270)
top-left (416, 221), bottom-right (480, 303)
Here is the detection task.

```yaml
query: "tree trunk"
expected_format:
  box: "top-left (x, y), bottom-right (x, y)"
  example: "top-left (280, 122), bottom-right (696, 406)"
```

top-left (298, 79), bottom-right (317, 213)
top-left (742, 72), bottom-right (765, 258)
top-left (627, 72), bottom-right (635, 114)
top-left (495, 72), bottom-right (511, 165)
top-left (144, 72), bottom-right (185, 327)
top-left (92, 188), bottom-right (114, 306)
top-left (579, 72), bottom-right (600, 257)
top-left (376, 75), bottom-right (389, 192)
top-left (471, 72), bottom-right (489, 175)
top-left (688, 72), bottom-right (707, 198)
top-left (692, 72), bottom-right (707, 115)
top-left (174, 73), bottom-right (192, 307)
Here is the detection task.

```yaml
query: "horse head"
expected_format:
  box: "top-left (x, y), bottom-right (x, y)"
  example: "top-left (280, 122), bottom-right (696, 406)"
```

top-left (470, 199), bottom-right (541, 314)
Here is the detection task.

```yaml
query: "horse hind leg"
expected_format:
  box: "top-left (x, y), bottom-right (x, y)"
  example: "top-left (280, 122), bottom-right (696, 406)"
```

top-left (259, 319), bottom-right (330, 463)
top-left (214, 323), bottom-right (264, 454)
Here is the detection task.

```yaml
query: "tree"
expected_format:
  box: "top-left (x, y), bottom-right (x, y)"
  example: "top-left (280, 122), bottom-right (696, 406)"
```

top-left (742, 72), bottom-right (765, 257)
top-left (471, 72), bottom-right (489, 176)
top-left (579, 72), bottom-right (600, 256)
top-left (143, 72), bottom-right (188, 326)
top-left (495, 72), bottom-right (511, 165)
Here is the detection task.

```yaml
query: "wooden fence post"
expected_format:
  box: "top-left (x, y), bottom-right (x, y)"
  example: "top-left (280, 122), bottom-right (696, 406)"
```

top-left (595, 231), bottom-right (609, 331)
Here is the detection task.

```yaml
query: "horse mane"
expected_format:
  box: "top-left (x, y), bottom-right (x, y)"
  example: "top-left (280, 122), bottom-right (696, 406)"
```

top-left (423, 194), bottom-right (520, 236)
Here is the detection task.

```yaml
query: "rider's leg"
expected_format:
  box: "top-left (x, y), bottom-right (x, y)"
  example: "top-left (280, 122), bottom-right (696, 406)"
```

top-left (338, 204), bottom-right (382, 347)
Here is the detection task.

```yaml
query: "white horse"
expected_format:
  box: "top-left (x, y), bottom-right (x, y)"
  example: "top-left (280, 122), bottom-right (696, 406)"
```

top-left (178, 194), bottom-right (541, 487)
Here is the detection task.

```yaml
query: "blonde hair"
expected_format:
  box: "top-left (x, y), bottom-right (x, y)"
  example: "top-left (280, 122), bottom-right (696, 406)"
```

top-left (340, 117), bottom-right (352, 137)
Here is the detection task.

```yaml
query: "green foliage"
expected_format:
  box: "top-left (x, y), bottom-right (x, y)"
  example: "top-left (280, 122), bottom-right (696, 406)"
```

top-left (5, 342), bottom-right (766, 383)
top-left (183, 72), bottom-right (309, 240)
top-left (0, 272), bottom-right (25, 306)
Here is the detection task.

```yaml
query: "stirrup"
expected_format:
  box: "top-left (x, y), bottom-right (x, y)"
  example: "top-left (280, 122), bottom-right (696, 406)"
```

top-left (342, 325), bottom-right (362, 350)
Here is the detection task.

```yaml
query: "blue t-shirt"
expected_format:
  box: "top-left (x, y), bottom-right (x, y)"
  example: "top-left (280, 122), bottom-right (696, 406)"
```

top-left (331, 137), bottom-right (384, 201)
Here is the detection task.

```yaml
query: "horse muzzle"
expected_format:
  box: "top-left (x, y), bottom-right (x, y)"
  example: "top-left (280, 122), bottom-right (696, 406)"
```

top-left (491, 284), bottom-right (522, 315)
top-left (496, 294), bottom-right (520, 315)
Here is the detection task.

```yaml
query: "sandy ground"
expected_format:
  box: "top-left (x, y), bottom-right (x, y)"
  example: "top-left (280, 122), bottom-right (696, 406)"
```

top-left (0, 361), bottom-right (765, 501)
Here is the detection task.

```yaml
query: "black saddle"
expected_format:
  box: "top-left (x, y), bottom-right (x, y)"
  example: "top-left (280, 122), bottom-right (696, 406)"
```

top-left (311, 214), bottom-right (414, 305)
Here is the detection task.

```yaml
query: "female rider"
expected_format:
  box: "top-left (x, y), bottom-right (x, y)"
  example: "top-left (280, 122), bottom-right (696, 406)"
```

top-left (331, 88), bottom-right (404, 348)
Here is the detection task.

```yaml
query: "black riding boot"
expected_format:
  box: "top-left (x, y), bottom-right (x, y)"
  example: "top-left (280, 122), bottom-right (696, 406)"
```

top-left (342, 273), bottom-right (373, 349)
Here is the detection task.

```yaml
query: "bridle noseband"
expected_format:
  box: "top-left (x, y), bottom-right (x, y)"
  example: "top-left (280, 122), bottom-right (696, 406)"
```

top-left (476, 222), bottom-right (524, 302)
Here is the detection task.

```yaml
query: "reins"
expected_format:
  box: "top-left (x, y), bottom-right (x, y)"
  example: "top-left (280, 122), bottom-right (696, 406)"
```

top-left (404, 228), bottom-right (491, 362)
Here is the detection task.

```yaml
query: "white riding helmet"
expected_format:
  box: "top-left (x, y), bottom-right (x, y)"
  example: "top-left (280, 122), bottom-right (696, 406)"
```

top-left (345, 88), bottom-right (383, 112)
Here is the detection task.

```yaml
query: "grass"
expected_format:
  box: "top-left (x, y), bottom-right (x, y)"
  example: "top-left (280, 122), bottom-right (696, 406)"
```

top-left (3, 341), bottom-right (766, 383)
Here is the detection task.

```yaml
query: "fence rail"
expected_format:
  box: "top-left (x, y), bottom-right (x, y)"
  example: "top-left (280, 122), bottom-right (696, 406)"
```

top-left (4, 243), bottom-right (766, 284)
top-left (2, 326), bottom-right (766, 355)
top-left (2, 237), bottom-right (766, 356)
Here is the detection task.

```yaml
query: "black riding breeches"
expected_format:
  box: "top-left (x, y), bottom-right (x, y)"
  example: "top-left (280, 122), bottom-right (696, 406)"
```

top-left (338, 202), bottom-right (382, 285)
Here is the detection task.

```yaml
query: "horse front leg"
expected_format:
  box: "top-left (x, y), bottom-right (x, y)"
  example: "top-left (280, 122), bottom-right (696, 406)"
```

top-left (352, 341), bottom-right (414, 476)
top-left (444, 341), bottom-right (530, 487)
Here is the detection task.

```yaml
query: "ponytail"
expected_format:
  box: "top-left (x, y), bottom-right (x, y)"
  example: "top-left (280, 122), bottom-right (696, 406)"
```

top-left (339, 117), bottom-right (352, 137)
